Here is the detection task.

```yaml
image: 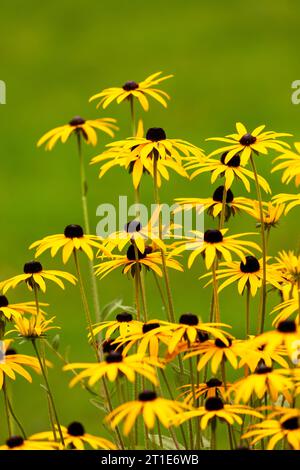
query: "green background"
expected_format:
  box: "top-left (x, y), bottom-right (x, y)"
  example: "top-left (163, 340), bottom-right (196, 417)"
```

top-left (0, 0), bottom-right (299, 448)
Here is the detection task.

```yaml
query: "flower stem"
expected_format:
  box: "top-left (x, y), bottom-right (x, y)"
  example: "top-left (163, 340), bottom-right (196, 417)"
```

top-left (211, 418), bottom-right (217, 450)
top-left (219, 186), bottom-right (227, 229)
top-left (153, 155), bottom-right (175, 323)
top-left (5, 393), bottom-right (26, 439)
top-left (212, 259), bottom-right (221, 323)
top-left (152, 272), bottom-right (169, 314)
top-left (76, 133), bottom-right (102, 326)
top-left (32, 339), bottom-right (65, 446)
top-left (129, 96), bottom-right (136, 136)
top-left (73, 250), bottom-right (99, 360)
top-left (3, 378), bottom-right (12, 437)
top-left (250, 154), bottom-right (267, 334)
top-left (246, 284), bottom-right (251, 338)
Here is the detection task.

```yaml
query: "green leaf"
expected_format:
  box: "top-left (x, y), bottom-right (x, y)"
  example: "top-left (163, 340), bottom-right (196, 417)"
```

top-left (51, 334), bottom-right (60, 351)
top-left (150, 435), bottom-right (185, 450)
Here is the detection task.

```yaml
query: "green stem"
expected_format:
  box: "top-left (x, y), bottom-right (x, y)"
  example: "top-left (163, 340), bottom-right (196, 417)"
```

top-left (129, 96), bottom-right (136, 136)
top-left (219, 186), bottom-right (227, 229)
top-left (246, 284), bottom-right (251, 338)
top-left (3, 378), bottom-right (12, 437)
top-left (102, 377), bottom-right (125, 450)
top-left (250, 155), bottom-right (267, 334)
top-left (153, 272), bottom-right (169, 313)
top-left (32, 339), bottom-right (65, 446)
top-left (211, 418), bottom-right (217, 450)
top-left (6, 394), bottom-right (26, 439)
top-left (212, 259), bottom-right (221, 323)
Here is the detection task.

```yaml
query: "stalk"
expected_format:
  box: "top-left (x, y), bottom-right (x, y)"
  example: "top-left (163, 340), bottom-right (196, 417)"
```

top-left (245, 284), bottom-right (251, 338)
top-left (3, 378), bottom-right (12, 437)
top-left (212, 259), bottom-right (221, 323)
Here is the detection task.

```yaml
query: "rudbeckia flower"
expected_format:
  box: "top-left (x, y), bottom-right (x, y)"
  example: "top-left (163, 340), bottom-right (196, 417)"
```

top-left (184, 152), bottom-right (271, 193)
top-left (159, 313), bottom-right (232, 354)
top-left (0, 294), bottom-right (48, 321)
top-left (64, 351), bottom-right (161, 386)
top-left (272, 142), bottom-right (300, 187)
top-left (178, 378), bottom-right (230, 405)
top-left (184, 338), bottom-right (243, 373)
top-left (243, 201), bottom-right (286, 229)
top-left (94, 245), bottom-right (183, 279)
top-left (0, 435), bottom-right (58, 450)
top-left (0, 340), bottom-right (42, 388)
top-left (207, 122), bottom-right (291, 166)
top-left (273, 250), bottom-right (300, 285)
top-left (255, 320), bottom-right (300, 357)
top-left (173, 229), bottom-right (260, 269)
top-left (175, 186), bottom-right (254, 222)
top-left (272, 193), bottom-right (300, 215)
top-left (9, 316), bottom-right (59, 339)
top-left (89, 72), bottom-right (173, 111)
top-left (91, 312), bottom-right (142, 340)
top-left (271, 295), bottom-right (299, 325)
top-left (31, 422), bottom-right (117, 450)
top-left (105, 390), bottom-right (190, 435)
top-left (242, 416), bottom-right (300, 450)
top-left (238, 338), bottom-right (289, 372)
top-left (172, 396), bottom-right (262, 430)
top-left (37, 116), bottom-right (118, 150)
top-left (0, 261), bottom-right (77, 293)
top-left (30, 224), bottom-right (111, 263)
top-left (201, 256), bottom-right (283, 296)
top-left (233, 362), bottom-right (293, 403)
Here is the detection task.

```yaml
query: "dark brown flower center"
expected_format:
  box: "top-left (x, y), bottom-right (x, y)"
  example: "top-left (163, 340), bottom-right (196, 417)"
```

top-left (23, 261), bottom-right (42, 274)
top-left (146, 127), bottom-right (166, 142)
top-left (6, 436), bottom-right (24, 448)
top-left (206, 378), bottom-right (222, 388)
top-left (179, 313), bottom-right (199, 326)
top-left (139, 390), bottom-right (157, 401)
top-left (116, 312), bottom-right (133, 322)
top-left (125, 220), bottom-right (142, 233)
top-left (67, 421), bottom-right (85, 436)
top-left (64, 224), bottom-right (84, 238)
top-left (6, 348), bottom-right (17, 355)
top-left (281, 417), bottom-right (300, 431)
top-left (102, 339), bottom-right (123, 354)
top-left (239, 133), bottom-right (256, 146)
top-left (69, 116), bottom-right (86, 126)
top-left (142, 322), bottom-right (160, 334)
top-left (105, 351), bottom-right (123, 363)
top-left (240, 256), bottom-right (260, 273)
top-left (255, 362), bottom-right (273, 374)
top-left (123, 81), bottom-right (139, 91)
top-left (126, 245), bottom-right (146, 261)
top-left (0, 295), bottom-right (9, 307)
top-left (204, 229), bottom-right (223, 243)
top-left (221, 152), bottom-right (241, 167)
top-left (215, 338), bottom-right (232, 348)
top-left (198, 331), bottom-right (209, 343)
top-left (277, 320), bottom-right (297, 333)
top-left (205, 397), bottom-right (224, 411)
top-left (212, 186), bottom-right (234, 204)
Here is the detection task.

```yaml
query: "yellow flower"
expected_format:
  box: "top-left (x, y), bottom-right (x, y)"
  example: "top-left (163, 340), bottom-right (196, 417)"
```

top-left (105, 390), bottom-right (190, 435)
top-left (90, 312), bottom-right (142, 340)
top-left (89, 72), bottom-right (173, 111)
top-left (272, 193), bottom-right (300, 215)
top-left (175, 186), bottom-right (254, 222)
top-left (173, 229), bottom-right (261, 269)
top-left (243, 200), bottom-right (286, 228)
top-left (8, 316), bottom-right (59, 339)
top-left (238, 338), bottom-right (289, 372)
top-left (185, 152), bottom-right (271, 193)
top-left (94, 244), bottom-right (183, 279)
top-left (0, 261), bottom-right (76, 293)
top-left (0, 295), bottom-right (48, 321)
top-left (178, 378), bottom-right (230, 405)
top-left (233, 363), bottom-right (293, 403)
top-left (242, 416), bottom-right (300, 450)
top-left (207, 122), bottom-right (291, 166)
top-left (30, 224), bottom-right (111, 263)
top-left (184, 338), bottom-right (244, 373)
top-left (37, 116), bottom-right (118, 150)
top-left (273, 250), bottom-right (300, 285)
top-left (64, 351), bottom-right (161, 386)
top-left (0, 340), bottom-right (42, 388)
top-left (201, 256), bottom-right (283, 296)
top-left (255, 320), bottom-right (300, 357)
top-left (172, 396), bottom-right (262, 430)
top-left (271, 295), bottom-right (299, 325)
top-left (31, 422), bottom-right (116, 450)
top-left (0, 435), bottom-right (58, 450)
top-left (272, 142), bottom-right (300, 187)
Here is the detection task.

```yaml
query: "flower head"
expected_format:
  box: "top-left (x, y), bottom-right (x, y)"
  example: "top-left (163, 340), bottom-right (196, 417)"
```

top-left (0, 340), bottom-right (42, 388)
top-left (272, 142), bottom-right (300, 187)
top-left (90, 312), bottom-right (142, 340)
top-left (0, 295), bottom-right (48, 321)
top-left (243, 416), bottom-right (300, 450)
top-left (0, 435), bottom-right (58, 450)
top-left (8, 316), bottom-right (59, 339)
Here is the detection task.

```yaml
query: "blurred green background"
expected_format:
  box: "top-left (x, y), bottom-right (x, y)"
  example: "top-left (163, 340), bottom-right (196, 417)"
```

top-left (0, 0), bottom-right (300, 448)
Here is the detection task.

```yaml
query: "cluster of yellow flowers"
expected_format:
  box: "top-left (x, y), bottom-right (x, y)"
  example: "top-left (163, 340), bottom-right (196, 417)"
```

top-left (1, 72), bottom-right (300, 451)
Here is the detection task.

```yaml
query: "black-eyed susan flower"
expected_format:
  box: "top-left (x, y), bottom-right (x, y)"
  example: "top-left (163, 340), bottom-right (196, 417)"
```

top-left (201, 256), bottom-right (283, 296)
top-left (208, 122), bottom-right (291, 166)
top-left (0, 295), bottom-right (48, 321)
top-left (272, 193), bottom-right (300, 215)
top-left (94, 245), bottom-right (183, 279)
top-left (0, 340), bottom-right (41, 388)
top-left (37, 116), bottom-right (118, 150)
top-left (91, 312), bottom-right (142, 340)
top-left (0, 261), bottom-right (77, 293)
top-left (184, 338), bottom-right (244, 373)
top-left (255, 320), bottom-right (300, 357)
top-left (8, 316), bottom-right (59, 339)
top-left (160, 313), bottom-right (232, 354)
top-left (271, 295), bottom-right (299, 325)
top-left (31, 422), bottom-right (117, 450)
top-left (274, 250), bottom-right (300, 285)
top-left (242, 416), bottom-right (300, 450)
top-left (184, 152), bottom-right (271, 193)
top-left (89, 72), bottom-right (173, 111)
top-left (173, 229), bottom-right (260, 269)
top-left (172, 396), bottom-right (262, 430)
top-left (272, 142), bottom-right (300, 187)
top-left (233, 362), bottom-right (293, 403)
top-left (238, 338), bottom-right (289, 372)
top-left (243, 201), bottom-right (286, 229)
top-left (178, 378), bottom-right (229, 404)
top-left (105, 390), bottom-right (190, 435)
top-left (30, 224), bottom-right (111, 263)
top-left (64, 351), bottom-right (161, 386)
top-left (0, 435), bottom-right (58, 450)
top-left (175, 186), bottom-right (254, 222)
